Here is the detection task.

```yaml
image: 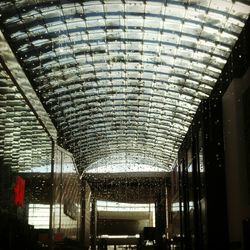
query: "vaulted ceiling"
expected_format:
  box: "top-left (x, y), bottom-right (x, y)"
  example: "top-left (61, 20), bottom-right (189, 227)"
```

top-left (0, 0), bottom-right (249, 173)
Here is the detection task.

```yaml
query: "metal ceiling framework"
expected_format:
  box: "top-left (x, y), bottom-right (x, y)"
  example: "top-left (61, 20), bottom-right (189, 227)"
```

top-left (0, 0), bottom-right (249, 172)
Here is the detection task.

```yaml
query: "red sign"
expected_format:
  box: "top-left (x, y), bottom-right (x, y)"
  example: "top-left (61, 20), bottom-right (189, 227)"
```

top-left (14, 176), bottom-right (25, 207)
top-left (54, 232), bottom-right (64, 242)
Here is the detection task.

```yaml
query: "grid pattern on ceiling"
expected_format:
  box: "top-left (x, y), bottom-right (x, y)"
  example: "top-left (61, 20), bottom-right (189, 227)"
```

top-left (0, 0), bottom-right (249, 172)
top-left (0, 62), bottom-right (52, 172)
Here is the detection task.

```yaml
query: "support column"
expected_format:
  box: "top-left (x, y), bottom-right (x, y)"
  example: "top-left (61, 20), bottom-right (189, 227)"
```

top-left (166, 185), bottom-right (172, 240)
top-left (90, 197), bottom-right (97, 250)
top-left (81, 180), bottom-right (91, 250)
top-left (49, 140), bottom-right (55, 250)
top-left (155, 182), bottom-right (166, 248)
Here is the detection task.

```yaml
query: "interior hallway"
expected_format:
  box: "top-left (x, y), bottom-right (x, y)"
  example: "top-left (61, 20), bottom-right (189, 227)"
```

top-left (0, 1), bottom-right (250, 250)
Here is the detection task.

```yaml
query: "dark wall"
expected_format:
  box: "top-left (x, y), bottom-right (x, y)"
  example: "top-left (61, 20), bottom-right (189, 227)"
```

top-left (223, 67), bottom-right (250, 249)
top-left (98, 218), bottom-right (149, 235)
top-left (172, 98), bottom-right (229, 250)
top-left (97, 211), bottom-right (153, 236)
top-left (170, 15), bottom-right (250, 250)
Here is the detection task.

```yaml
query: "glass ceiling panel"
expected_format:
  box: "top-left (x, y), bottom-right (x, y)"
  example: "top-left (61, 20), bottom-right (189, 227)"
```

top-left (0, 0), bottom-right (249, 172)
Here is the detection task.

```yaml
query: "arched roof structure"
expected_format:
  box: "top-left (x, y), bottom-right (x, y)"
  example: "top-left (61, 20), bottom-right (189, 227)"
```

top-left (0, 0), bottom-right (249, 172)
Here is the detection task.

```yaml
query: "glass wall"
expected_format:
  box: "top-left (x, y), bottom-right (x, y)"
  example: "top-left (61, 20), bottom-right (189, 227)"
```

top-left (0, 54), bottom-right (52, 249)
top-left (51, 146), bottom-right (81, 242)
top-left (0, 52), bottom-right (82, 249)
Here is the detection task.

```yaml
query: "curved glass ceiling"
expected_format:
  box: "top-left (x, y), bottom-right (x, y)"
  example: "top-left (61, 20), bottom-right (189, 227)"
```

top-left (0, 0), bottom-right (249, 172)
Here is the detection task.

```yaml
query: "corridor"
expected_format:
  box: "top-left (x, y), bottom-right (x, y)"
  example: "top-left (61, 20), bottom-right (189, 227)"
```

top-left (0, 0), bottom-right (250, 249)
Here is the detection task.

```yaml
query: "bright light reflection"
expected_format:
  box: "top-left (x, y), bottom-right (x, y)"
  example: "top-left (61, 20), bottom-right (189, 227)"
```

top-left (99, 235), bottom-right (140, 238)
top-left (97, 200), bottom-right (155, 213)
top-left (86, 163), bottom-right (167, 173)
top-left (171, 202), bottom-right (194, 212)
top-left (28, 203), bottom-right (78, 229)
top-left (28, 204), bottom-right (50, 229)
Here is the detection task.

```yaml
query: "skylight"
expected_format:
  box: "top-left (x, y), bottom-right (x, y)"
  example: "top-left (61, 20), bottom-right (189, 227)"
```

top-left (0, 0), bottom-right (249, 172)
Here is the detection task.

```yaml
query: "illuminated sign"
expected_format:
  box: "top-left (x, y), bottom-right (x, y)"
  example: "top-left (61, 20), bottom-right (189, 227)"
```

top-left (14, 176), bottom-right (25, 207)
